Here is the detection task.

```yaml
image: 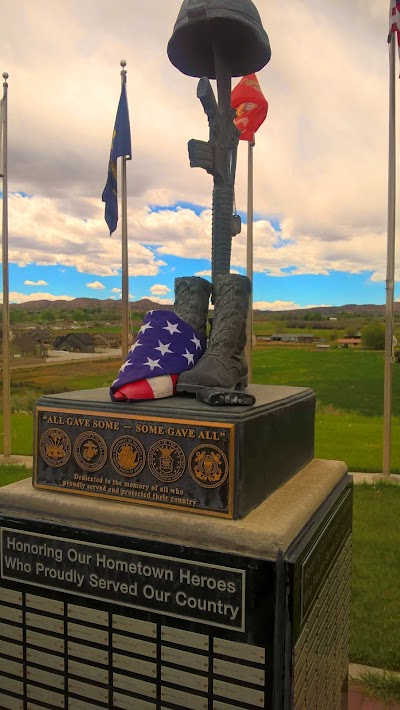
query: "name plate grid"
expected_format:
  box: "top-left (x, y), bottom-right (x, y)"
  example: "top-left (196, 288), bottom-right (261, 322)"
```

top-left (0, 590), bottom-right (24, 705)
top-left (0, 572), bottom-right (266, 710)
top-left (0, 597), bottom-right (269, 710)
top-left (293, 535), bottom-right (352, 710)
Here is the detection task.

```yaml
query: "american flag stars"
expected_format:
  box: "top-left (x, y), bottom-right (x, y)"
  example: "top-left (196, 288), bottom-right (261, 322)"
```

top-left (155, 341), bottom-right (173, 356)
top-left (163, 320), bottom-right (181, 335)
top-left (182, 349), bottom-right (195, 366)
top-left (110, 310), bottom-right (206, 401)
top-left (143, 357), bottom-right (162, 371)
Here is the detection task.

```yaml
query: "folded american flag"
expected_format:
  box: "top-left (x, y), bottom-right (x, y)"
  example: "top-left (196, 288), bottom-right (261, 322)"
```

top-left (110, 310), bottom-right (206, 401)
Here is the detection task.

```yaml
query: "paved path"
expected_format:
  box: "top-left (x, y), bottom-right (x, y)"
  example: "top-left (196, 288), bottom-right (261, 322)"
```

top-left (0, 454), bottom-right (33, 467)
top-left (348, 685), bottom-right (400, 709)
top-left (349, 665), bottom-right (400, 709)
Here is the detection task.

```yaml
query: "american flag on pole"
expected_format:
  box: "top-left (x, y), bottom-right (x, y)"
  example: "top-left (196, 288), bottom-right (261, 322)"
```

top-left (389, 0), bottom-right (400, 61)
top-left (110, 310), bottom-right (206, 401)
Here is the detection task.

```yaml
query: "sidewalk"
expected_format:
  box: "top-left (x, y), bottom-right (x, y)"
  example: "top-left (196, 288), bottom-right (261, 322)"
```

top-left (0, 454), bottom-right (33, 467)
top-left (349, 665), bottom-right (400, 709)
top-left (348, 685), bottom-right (400, 709)
top-left (351, 471), bottom-right (400, 484)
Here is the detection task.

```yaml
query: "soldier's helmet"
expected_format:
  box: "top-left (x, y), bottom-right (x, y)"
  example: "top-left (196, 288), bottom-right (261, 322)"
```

top-left (167, 0), bottom-right (271, 79)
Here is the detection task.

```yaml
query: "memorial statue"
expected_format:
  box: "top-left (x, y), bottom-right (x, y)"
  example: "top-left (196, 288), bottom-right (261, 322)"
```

top-left (167, 0), bottom-right (271, 395)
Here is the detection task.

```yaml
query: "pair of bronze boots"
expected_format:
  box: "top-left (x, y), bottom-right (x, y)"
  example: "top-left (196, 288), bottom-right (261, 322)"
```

top-left (174, 274), bottom-right (251, 392)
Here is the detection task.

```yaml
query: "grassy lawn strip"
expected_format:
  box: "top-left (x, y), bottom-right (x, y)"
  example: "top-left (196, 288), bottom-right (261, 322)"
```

top-left (0, 464), bottom-right (32, 487)
top-left (253, 347), bottom-right (400, 417)
top-left (3, 348), bottom-right (399, 470)
top-left (351, 481), bottom-right (400, 671)
top-left (315, 411), bottom-right (400, 473)
top-left (0, 414), bottom-right (34, 456)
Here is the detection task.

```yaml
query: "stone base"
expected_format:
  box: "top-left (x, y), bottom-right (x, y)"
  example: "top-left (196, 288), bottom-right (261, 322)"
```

top-left (33, 384), bottom-right (315, 519)
top-left (0, 459), bottom-right (351, 709)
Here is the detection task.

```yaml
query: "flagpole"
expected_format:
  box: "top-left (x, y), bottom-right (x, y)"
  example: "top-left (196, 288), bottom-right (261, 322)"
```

top-left (383, 34), bottom-right (396, 477)
top-left (245, 139), bottom-right (255, 383)
top-left (120, 60), bottom-right (129, 361)
top-left (1, 71), bottom-right (11, 458)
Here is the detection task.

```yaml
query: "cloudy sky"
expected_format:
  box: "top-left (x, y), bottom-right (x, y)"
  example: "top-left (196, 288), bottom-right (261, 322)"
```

top-left (0, 0), bottom-right (397, 310)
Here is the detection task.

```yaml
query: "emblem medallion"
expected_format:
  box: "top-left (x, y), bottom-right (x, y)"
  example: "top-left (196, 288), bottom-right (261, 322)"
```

top-left (148, 439), bottom-right (186, 482)
top-left (40, 428), bottom-right (72, 468)
top-left (189, 444), bottom-right (229, 488)
top-left (110, 436), bottom-right (146, 477)
top-left (73, 431), bottom-right (107, 472)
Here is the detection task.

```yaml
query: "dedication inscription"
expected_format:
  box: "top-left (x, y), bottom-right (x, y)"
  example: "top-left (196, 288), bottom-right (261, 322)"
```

top-left (35, 406), bottom-right (234, 517)
top-left (1, 528), bottom-right (245, 631)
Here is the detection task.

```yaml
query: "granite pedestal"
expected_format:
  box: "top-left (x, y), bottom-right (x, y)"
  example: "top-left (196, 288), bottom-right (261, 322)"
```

top-left (0, 459), bottom-right (351, 710)
top-left (33, 385), bottom-right (315, 520)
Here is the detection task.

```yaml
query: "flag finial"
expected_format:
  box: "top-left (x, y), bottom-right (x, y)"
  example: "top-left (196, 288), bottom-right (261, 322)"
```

top-left (2, 72), bottom-right (8, 84)
top-left (120, 60), bottom-right (127, 85)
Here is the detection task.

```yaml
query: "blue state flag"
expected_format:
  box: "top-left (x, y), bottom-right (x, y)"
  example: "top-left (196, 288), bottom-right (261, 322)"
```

top-left (102, 83), bottom-right (132, 235)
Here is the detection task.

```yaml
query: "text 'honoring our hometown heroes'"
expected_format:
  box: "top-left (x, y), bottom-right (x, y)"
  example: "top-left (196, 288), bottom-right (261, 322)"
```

top-left (1, 529), bottom-right (245, 631)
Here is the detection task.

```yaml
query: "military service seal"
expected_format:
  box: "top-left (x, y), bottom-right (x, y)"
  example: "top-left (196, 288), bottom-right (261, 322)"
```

top-left (188, 444), bottom-right (229, 488)
top-left (148, 439), bottom-right (186, 482)
top-left (73, 431), bottom-right (107, 472)
top-left (110, 436), bottom-right (146, 477)
top-left (40, 428), bottom-right (72, 468)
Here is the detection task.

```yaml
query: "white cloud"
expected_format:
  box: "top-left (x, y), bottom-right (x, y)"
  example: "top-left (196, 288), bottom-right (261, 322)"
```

top-left (24, 279), bottom-right (48, 286)
top-left (86, 280), bottom-right (105, 290)
top-left (0, 0), bottom-right (393, 297)
top-left (254, 301), bottom-right (302, 312)
top-left (112, 287), bottom-right (122, 293)
top-left (150, 284), bottom-right (171, 296)
top-left (7, 194), bottom-right (163, 278)
top-left (253, 301), bottom-right (332, 311)
top-left (5, 291), bottom-right (75, 304)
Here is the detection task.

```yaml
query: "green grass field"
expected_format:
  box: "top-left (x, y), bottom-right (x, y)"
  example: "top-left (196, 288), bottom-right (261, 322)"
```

top-left (0, 464), bottom-right (32, 487)
top-left (0, 347), bottom-right (398, 471)
top-left (253, 347), bottom-right (400, 472)
top-left (253, 348), bottom-right (399, 416)
top-left (351, 481), bottom-right (400, 670)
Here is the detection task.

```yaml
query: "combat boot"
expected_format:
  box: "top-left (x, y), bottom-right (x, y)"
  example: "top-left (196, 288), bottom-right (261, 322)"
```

top-left (177, 274), bottom-right (251, 392)
top-left (173, 276), bottom-right (211, 340)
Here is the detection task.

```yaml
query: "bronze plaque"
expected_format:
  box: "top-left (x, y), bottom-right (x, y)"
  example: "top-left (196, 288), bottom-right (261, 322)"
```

top-left (34, 406), bottom-right (234, 517)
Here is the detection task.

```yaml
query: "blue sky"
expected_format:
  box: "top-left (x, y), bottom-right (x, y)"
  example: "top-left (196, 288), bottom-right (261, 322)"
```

top-left (7, 244), bottom-right (388, 310)
top-left (0, 0), bottom-right (397, 311)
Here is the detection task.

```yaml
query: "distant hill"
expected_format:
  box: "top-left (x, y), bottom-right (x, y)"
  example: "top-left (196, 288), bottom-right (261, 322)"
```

top-left (8, 297), bottom-right (170, 313)
top-left (3, 297), bottom-right (394, 319)
top-left (254, 303), bottom-right (392, 318)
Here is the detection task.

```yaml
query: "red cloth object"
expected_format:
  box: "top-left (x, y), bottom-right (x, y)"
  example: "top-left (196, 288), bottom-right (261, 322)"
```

top-left (231, 73), bottom-right (268, 143)
top-left (389, 0), bottom-right (400, 64)
top-left (113, 374), bottom-right (179, 401)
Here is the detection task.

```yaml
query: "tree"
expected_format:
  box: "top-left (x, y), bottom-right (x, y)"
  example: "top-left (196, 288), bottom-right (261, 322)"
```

top-left (72, 309), bottom-right (86, 322)
top-left (361, 323), bottom-right (385, 350)
top-left (41, 309), bottom-right (56, 324)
